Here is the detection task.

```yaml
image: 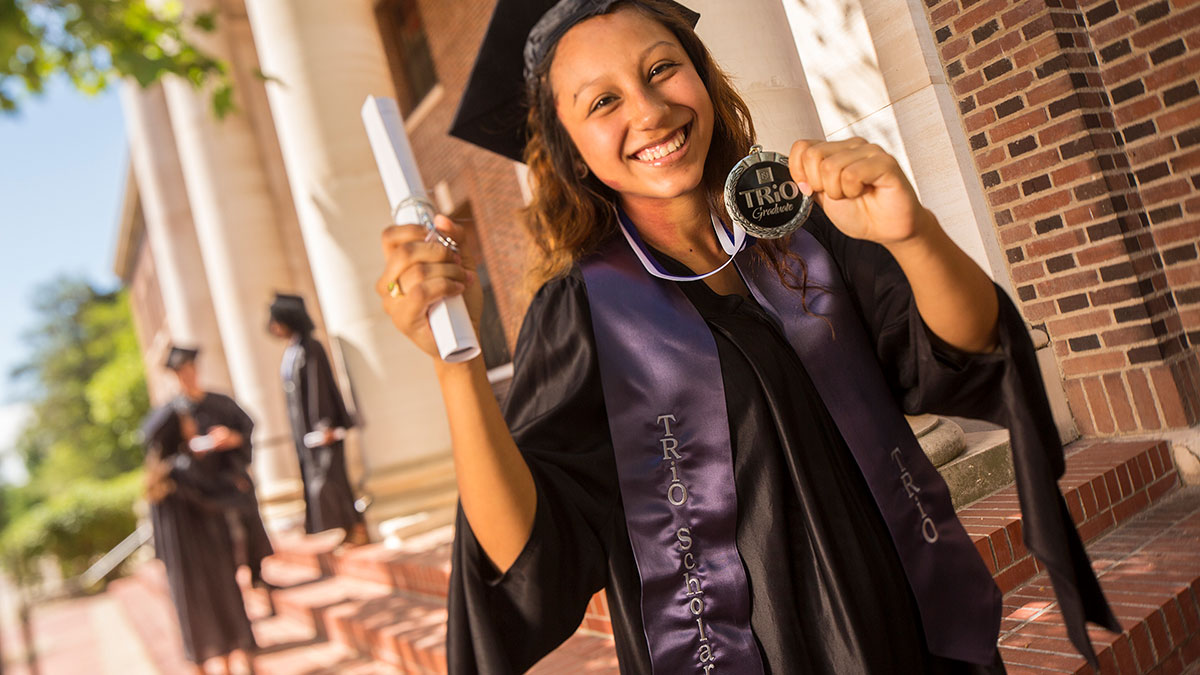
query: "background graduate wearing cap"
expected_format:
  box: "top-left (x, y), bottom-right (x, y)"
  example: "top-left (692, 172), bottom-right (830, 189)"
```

top-left (165, 346), bottom-right (275, 590)
top-left (267, 293), bottom-right (367, 544)
top-left (141, 403), bottom-right (258, 674)
top-left (375, 1), bottom-right (1117, 673)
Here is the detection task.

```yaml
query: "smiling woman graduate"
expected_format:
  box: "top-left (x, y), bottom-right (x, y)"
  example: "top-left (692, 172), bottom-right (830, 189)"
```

top-left (375, 1), bottom-right (1119, 673)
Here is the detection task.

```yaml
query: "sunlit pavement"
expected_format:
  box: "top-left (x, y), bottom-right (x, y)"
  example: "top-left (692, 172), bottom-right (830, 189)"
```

top-left (1, 590), bottom-right (158, 675)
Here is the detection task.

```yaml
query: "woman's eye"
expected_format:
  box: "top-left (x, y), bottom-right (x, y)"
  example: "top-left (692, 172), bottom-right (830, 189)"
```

top-left (590, 96), bottom-right (616, 113)
top-left (650, 62), bottom-right (677, 78)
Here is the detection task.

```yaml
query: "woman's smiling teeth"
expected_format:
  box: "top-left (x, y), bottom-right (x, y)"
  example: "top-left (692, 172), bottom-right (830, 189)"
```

top-left (632, 125), bottom-right (688, 162)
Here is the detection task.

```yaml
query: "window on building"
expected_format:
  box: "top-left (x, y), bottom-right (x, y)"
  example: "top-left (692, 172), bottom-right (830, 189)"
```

top-left (450, 203), bottom-right (512, 371)
top-left (375, 0), bottom-right (439, 116)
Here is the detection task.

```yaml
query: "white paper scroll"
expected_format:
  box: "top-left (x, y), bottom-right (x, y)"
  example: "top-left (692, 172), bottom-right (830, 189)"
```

top-left (361, 95), bottom-right (481, 363)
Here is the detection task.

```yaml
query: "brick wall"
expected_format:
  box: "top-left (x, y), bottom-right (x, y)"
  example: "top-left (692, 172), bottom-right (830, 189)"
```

top-left (922, 0), bottom-right (1200, 434)
top-left (398, 0), bottom-right (532, 348)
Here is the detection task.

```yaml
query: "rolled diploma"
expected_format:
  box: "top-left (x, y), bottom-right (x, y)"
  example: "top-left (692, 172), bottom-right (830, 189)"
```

top-left (303, 427), bottom-right (346, 449)
top-left (361, 96), bottom-right (481, 363)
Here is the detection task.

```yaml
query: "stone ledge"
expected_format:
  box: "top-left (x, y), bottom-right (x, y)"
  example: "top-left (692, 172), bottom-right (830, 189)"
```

top-left (941, 428), bottom-right (1014, 509)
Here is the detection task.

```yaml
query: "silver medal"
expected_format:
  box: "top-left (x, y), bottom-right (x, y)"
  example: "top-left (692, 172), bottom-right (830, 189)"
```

top-left (723, 145), bottom-right (812, 239)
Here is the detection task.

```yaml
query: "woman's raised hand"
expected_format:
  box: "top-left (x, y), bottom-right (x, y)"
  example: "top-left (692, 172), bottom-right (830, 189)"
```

top-left (376, 214), bottom-right (484, 359)
top-left (788, 138), bottom-right (932, 247)
top-left (791, 137), bottom-right (1001, 352)
top-left (377, 214), bottom-right (537, 573)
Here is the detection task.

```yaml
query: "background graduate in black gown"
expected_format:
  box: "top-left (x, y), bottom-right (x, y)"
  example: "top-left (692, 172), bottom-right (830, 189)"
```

top-left (374, 1), bottom-right (1118, 672)
top-left (142, 403), bottom-right (257, 674)
top-left (267, 294), bottom-right (367, 544)
top-left (166, 346), bottom-right (275, 590)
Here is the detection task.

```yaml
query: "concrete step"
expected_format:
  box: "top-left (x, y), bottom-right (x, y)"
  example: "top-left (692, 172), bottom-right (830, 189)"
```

top-left (998, 486), bottom-right (1200, 674)
top-left (943, 428), bottom-right (1014, 509)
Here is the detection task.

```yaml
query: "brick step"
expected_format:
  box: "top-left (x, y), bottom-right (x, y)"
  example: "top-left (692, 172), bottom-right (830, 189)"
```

top-left (266, 529), bottom-right (346, 576)
top-left (268, 438), bottom-right (1176, 643)
top-left (269, 571), bottom-right (394, 639)
top-left (114, 556), bottom-right (413, 672)
top-left (253, 611), bottom-right (403, 675)
top-left (998, 486), bottom-right (1200, 674)
top-left (961, 440), bottom-right (1178, 595)
top-left (118, 439), bottom-right (1188, 674)
top-left (328, 525), bottom-right (454, 599)
top-left (266, 568), bottom-right (618, 673)
top-left (262, 552), bottom-right (328, 588)
top-left (259, 484), bottom-right (1199, 674)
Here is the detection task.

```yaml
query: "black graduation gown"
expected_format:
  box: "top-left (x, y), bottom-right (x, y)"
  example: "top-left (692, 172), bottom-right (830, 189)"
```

top-left (184, 393), bottom-right (275, 571)
top-left (447, 217), bottom-right (1116, 674)
top-left (148, 447), bottom-right (258, 663)
top-left (281, 336), bottom-right (362, 534)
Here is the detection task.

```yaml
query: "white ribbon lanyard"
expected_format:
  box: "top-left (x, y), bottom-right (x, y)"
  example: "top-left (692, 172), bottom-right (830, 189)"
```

top-left (615, 206), bottom-right (749, 282)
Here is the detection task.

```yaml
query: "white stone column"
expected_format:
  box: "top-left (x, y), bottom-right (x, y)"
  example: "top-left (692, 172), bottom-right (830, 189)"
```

top-left (159, 0), bottom-right (303, 513)
top-left (241, 0), bottom-right (455, 529)
top-left (779, 0), bottom-right (1015, 295)
top-left (692, 0), bottom-right (825, 151)
top-left (780, 0), bottom-right (1075, 442)
top-left (120, 82), bottom-right (234, 394)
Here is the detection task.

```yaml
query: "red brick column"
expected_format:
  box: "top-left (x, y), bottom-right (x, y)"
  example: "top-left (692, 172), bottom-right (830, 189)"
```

top-left (921, 0), bottom-right (1200, 434)
top-left (403, 0), bottom-right (533, 349)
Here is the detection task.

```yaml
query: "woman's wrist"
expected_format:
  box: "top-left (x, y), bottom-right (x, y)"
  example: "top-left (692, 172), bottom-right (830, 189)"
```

top-left (881, 207), bottom-right (946, 264)
top-left (433, 353), bottom-right (488, 384)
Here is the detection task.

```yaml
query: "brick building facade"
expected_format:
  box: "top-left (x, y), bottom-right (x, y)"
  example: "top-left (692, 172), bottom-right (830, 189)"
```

top-left (918, 0), bottom-right (1199, 435)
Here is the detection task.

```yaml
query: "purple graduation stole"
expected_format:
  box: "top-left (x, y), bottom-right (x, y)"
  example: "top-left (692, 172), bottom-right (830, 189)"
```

top-left (580, 229), bottom-right (1002, 672)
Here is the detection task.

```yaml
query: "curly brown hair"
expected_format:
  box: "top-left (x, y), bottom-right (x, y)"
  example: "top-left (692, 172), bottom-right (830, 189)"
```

top-left (520, 0), bottom-right (812, 296)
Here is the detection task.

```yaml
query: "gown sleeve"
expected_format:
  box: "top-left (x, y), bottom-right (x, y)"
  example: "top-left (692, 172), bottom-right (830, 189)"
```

top-left (213, 394), bottom-right (256, 468)
top-left (169, 454), bottom-right (257, 513)
top-left (303, 339), bottom-right (355, 432)
top-left (446, 271), bottom-right (621, 675)
top-left (806, 212), bottom-right (1120, 666)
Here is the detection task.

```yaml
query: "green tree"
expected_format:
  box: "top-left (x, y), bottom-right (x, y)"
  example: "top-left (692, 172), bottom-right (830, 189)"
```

top-left (1, 277), bottom-right (150, 585)
top-left (1, 471), bottom-right (142, 583)
top-left (10, 277), bottom-right (149, 494)
top-left (0, 0), bottom-right (231, 114)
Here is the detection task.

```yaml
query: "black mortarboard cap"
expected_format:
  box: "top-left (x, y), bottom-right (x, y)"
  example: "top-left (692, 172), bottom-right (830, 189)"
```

top-left (164, 345), bottom-right (199, 371)
top-left (269, 292), bottom-right (315, 335)
top-left (448, 0), bottom-right (700, 162)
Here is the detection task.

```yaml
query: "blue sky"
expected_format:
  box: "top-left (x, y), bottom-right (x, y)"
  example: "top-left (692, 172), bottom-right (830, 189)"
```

top-left (0, 77), bottom-right (127, 481)
top-left (0, 77), bottom-right (127, 403)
